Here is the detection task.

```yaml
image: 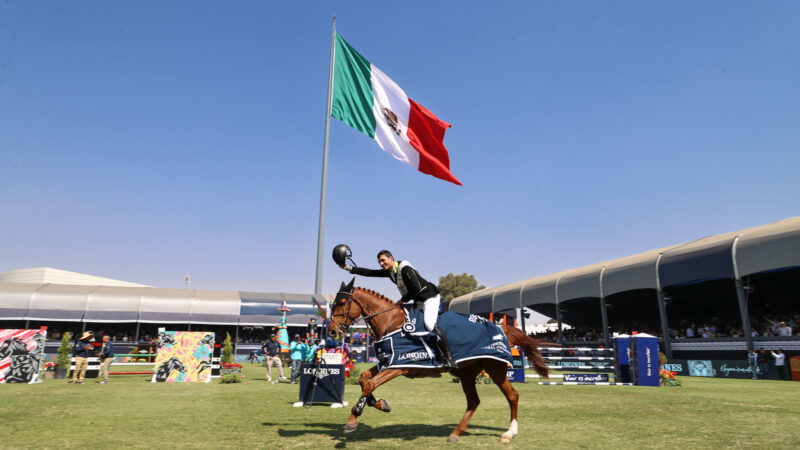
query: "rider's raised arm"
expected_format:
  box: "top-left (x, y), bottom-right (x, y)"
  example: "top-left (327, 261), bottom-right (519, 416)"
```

top-left (349, 266), bottom-right (389, 278)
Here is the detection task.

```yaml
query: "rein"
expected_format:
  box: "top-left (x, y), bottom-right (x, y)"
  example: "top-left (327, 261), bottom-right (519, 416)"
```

top-left (331, 289), bottom-right (403, 338)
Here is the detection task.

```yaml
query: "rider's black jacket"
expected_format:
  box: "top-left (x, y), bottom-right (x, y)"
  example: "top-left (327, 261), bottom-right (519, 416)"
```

top-left (349, 262), bottom-right (439, 307)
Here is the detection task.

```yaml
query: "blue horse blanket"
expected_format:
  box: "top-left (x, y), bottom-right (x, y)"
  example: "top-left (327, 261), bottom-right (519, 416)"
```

top-left (373, 310), bottom-right (514, 371)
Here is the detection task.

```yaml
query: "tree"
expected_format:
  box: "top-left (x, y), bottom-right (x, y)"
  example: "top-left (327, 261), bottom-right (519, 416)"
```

top-left (438, 273), bottom-right (485, 303)
top-left (56, 332), bottom-right (72, 369)
top-left (222, 333), bottom-right (233, 364)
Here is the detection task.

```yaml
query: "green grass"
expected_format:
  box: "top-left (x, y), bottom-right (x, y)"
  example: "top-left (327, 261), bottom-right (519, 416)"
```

top-left (1, 363), bottom-right (798, 449)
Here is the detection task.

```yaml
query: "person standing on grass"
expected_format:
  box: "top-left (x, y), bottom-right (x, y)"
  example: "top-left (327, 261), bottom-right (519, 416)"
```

top-left (289, 334), bottom-right (308, 384)
top-left (70, 331), bottom-right (94, 384)
top-left (748, 349), bottom-right (758, 380)
top-left (98, 335), bottom-right (115, 384)
top-left (265, 334), bottom-right (286, 382)
top-left (770, 349), bottom-right (789, 380)
top-left (757, 348), bottom-right (771, 379)
top-left (305, 339), bottom-right (318, 364)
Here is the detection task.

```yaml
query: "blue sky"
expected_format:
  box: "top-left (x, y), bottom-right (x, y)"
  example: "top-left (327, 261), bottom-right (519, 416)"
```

top-left (2, 1), bottom-right (798, 298)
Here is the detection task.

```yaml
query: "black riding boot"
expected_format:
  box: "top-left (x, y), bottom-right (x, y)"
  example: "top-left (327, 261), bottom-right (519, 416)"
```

top-left (433, 325), bottom-right (457, 368)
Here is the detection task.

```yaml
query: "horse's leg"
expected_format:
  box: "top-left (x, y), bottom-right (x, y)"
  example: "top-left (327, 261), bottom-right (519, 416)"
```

top-left (485, 361), bottom-right (520, 444)
top-left (345, 368), bottom-right (408, 433)
top-left (448, 365), bottom-right (483, 443)
top-left (358, 366), bottom-right (392, 412)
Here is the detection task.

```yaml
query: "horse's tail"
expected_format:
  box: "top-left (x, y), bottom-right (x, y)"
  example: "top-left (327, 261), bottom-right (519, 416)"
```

top-left (502, 325), bottom-right (549, 379)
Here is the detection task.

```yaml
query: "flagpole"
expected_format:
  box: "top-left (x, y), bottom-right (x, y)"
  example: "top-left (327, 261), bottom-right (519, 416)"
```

top-left (315, 16), bottom-right (336, 297)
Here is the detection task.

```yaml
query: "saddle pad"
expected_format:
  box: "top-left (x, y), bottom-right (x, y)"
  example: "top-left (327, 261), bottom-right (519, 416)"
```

top-left (373, 311), bottom-right (513, 371)
top-left (438, 312), bottom-right (514, 366)
top-left (374, 331), bottom-right (441, 371)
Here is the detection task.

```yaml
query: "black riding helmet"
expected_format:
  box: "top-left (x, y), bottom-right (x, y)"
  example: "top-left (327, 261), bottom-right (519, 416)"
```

top-left (332, 244), bottom-right (352, 267)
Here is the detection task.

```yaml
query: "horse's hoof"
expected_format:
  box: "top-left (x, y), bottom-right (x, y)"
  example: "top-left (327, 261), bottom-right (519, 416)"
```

top-left (447, 435), bottom-right (459, 443)
top-left (500, 436), bottom-right (512, 444)
top-left (343, 422), bottom-right (358, 434)
top-left (378, 399), bottom-right (391, 413)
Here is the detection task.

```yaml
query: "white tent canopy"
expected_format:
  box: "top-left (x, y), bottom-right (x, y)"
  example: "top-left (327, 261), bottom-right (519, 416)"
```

top-left (0, 281), bottom-right (323, 326)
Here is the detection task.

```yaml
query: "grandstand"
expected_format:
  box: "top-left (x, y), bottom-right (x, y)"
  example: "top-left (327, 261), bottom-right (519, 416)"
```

top-left (450, 217), bottom-right (800, 362)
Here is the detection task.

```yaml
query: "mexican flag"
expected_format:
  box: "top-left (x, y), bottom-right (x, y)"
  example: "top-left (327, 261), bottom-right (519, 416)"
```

top-left (331, 33), bottom-right (462, 186)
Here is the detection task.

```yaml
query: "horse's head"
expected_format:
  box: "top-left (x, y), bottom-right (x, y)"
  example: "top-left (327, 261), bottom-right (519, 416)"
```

top-left (199, 334), bottom-right (214, 346)
top-left (169, 358), bottom-right (187, 373)
top-left (0, 338), bottom-right (29, 358)
top-left (327, 278), bottom-right (363, 339)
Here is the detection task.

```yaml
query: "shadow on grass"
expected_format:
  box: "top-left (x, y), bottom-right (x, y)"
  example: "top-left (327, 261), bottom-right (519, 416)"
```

top-left (267, 421), bottom-right (506, 446)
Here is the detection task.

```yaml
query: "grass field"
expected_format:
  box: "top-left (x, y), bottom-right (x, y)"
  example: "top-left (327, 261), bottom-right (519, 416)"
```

top-left (1, 363), bottom-right (798, 449)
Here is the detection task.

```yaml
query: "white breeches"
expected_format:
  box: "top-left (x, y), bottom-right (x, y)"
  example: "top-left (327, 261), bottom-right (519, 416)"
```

top-left (422, 294), bottom-right (441, 331)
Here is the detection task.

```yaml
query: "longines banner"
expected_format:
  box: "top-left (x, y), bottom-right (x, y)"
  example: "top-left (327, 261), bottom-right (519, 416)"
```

top-left (299, 364), bottom-right (345, 404)
top-left (663, 359), bottom-right (779, 380)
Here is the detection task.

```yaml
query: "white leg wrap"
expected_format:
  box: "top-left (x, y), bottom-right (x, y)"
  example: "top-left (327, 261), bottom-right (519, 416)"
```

top-left (501, 419), bottom-right (519, 440)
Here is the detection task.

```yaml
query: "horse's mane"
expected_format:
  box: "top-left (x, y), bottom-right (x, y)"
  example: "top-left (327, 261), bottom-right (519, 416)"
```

top-left (354, 287), bottom-right (396, 306)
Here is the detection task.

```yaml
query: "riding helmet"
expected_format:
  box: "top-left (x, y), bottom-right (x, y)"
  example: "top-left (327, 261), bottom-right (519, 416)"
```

top-left (332, 244), bottom-right (352, 266)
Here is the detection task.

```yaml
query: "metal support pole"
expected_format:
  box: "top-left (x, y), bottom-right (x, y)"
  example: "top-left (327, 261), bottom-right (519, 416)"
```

top-left (556, 307), bottom-right (564, 344)
top-left (731, 238), bottom-right (755, 352)
top-left (656, 289), bottom-right (672, 359)
top-left (555, 275), bottom-right (564, 344)
top-left (314, 16), bottom-right (337, 297)
top-left (518, 307), bottom-right (528, 370)
top-left (735, 278), bottom-right (755, 351)
top-left (654, 253), bottom-right (671, 359)
top-left (598, 266), bottom-right (611, 347)
top-left (599, 297), bottom-right (611, 347)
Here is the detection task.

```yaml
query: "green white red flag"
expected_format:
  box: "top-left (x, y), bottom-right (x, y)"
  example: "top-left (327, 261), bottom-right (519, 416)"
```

top-left (331, 33), bottom-right (462, 186)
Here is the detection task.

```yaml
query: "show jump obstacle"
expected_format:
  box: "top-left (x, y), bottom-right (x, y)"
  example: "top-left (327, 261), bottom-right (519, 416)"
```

top-left (536, 334), bottom-right (660, 387)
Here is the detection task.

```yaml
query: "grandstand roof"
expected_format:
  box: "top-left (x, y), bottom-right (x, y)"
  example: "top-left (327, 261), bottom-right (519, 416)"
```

top-left (0, 269), bottom-right (328, 326)
top-left (0, 267), bottom-right (150, 287)
top-left (451, 217), bottom-right (800, 314)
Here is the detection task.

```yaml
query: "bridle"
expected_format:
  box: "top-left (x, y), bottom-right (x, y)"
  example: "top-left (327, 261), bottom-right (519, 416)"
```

top-left (329, 288), bottom-right (402, 337)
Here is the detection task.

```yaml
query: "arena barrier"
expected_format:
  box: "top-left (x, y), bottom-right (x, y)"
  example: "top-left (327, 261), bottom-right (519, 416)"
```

top-left (533, 334), bottom-right (660, 387)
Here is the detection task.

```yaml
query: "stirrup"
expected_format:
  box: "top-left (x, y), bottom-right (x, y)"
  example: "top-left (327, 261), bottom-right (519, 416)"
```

top-left (439, 347), bottom-right (456, 368)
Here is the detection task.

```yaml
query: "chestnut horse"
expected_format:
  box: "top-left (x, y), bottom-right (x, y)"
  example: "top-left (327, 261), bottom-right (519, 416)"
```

top-left (328, 280), bottom-right (549, 443)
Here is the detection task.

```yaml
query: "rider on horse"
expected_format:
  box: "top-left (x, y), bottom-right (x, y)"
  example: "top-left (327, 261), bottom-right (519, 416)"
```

top-left (334, 245), bottom-right (456, 368)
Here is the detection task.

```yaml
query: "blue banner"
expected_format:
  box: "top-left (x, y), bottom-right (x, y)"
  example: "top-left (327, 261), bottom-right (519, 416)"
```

top-left (631, 335), bottom-right (660, 387)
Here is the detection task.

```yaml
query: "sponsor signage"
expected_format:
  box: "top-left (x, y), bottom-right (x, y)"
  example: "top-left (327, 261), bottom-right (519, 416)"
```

top-left (507, 368), bottom-right (526, 383)
top-left (664, 359), bottom-right (780, 380)
top-left (563, 373), bottom-right (609, 382)
top-left (631, 334), bottom-right (660, 387)
top-left (556, 361), bottom-right (609, 369)
top-left (298, 363), bottom-right (345, 404)
top-left (398, 351), bottom-right (432, 362)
